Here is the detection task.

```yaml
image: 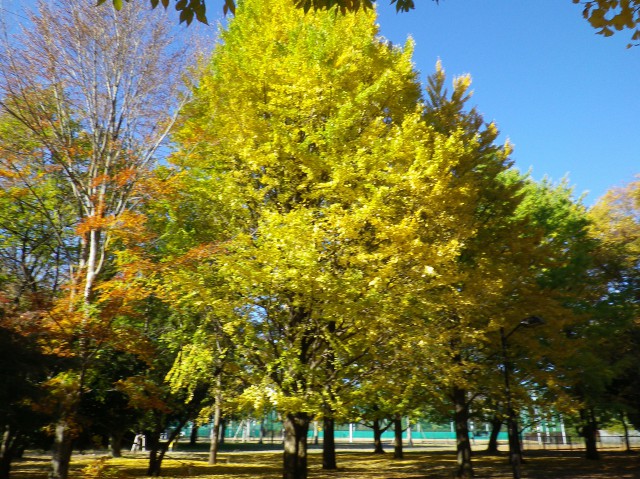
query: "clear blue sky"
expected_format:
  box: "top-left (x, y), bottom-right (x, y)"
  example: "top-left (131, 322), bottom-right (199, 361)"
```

top-left (3, 0), bottom-right (638, 205)
top-left (374, 0), bottom-right (639, 205)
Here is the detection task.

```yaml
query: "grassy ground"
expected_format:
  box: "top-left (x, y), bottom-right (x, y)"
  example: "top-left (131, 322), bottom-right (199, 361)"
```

top-left (9, 448), bottom-right (640, 479)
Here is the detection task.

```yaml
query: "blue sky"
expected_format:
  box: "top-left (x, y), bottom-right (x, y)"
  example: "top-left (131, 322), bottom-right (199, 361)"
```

top-left (3, 0), bottom-right (637, 205)
top-left (374, 0), bottom-right (639, 205)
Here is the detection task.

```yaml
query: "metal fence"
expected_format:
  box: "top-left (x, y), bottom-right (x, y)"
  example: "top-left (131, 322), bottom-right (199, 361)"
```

top-left (183, 420), bottom-right (639, 452)
top-left (522, 432), bottom-right (640, 451)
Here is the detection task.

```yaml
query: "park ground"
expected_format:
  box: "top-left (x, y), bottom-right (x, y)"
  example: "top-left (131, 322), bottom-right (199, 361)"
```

top-left (8, 444), bottom-right (640, 479)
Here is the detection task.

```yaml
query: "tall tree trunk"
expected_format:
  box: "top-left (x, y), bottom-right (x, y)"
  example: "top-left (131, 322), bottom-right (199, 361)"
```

top-left (282, 412), bottom-right (310, 479)
top-left (322, 319), bottom-right (336, 468)
top-left (580, 409), bottom-right (599, 461)
top-left (453, 387), bottom-right (473, 478)
top-left (486, 416), bottom-right (502, 455)
top-left (49, 420), bottom-right (74, 479)
top-left (208, 394), bottom-right (222, 465)
top-left (393, 415), bottom-right (403, 460)
top-left (372, 419), bottom-right (385, 454)
top-left (322, 416), bottom-right (337, 470)
top-left (189, 424), bottom-right (199, 446)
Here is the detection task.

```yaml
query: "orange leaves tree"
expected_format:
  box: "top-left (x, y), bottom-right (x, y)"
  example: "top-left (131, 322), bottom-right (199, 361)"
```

top-left (0, 1), bottom-right (192, 477)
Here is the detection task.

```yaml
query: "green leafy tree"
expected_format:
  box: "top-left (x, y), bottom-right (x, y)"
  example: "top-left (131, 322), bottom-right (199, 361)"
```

top-left (503, 177), bottom-right (639, 462)
top-left (402, 65), bottom-right (531, 479)
top-left (500, 175), bottom-right (634, 463)
top-left (348, 336), bottom-right (417, 457)
top-left (493, 175), bottom-right (597, 462)
top-left (79, 348), bottom-right (148, 458)
top-left (400, 82), bottom-right (599, 477)
top-left (0, 112), bottom-right (74, 316)
top-left (574, 178), bottom-right (640, 456)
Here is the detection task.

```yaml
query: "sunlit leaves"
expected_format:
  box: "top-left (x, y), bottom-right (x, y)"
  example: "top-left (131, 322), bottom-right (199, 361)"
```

top-left (165, 0), bottom-right (433, 424)
top-left (575, 0), bottom-right (640, 46)
top-left (589, 178), bottom-right (640, 264)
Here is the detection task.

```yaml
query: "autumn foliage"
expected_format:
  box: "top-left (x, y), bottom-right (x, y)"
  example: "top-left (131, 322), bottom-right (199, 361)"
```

top-left (0, 2), bottom-right (638, 479)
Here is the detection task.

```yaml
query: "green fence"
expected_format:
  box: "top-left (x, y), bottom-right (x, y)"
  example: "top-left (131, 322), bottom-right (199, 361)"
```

top-left (185, 420), bottom-right (511, 442)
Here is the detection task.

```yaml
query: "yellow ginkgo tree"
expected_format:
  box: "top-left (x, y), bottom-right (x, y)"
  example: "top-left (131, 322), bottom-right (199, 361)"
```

top-left (164, 1), bottom-right (426, 477)
top-left (159, 2), bottom-right (581, 479)
top-left (160, 0), bottom-right (500, 476)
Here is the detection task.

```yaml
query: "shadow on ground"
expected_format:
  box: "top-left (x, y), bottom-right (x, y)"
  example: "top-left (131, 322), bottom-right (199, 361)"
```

top-left (8, 448), bottom-right (640, 478)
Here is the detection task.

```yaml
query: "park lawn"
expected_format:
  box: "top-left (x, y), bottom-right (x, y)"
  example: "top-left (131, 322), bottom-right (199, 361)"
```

top-left (8, 449), bottom-right (640, 478)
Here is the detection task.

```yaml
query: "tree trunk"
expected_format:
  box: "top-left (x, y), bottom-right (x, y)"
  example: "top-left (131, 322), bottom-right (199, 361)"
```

top-left (322, 416), bottom-right (337, 470)
top-left (0, 425), bottom-right (22, 479)
top-left (0, 453), bottom-right (11, 479)
top-left (189, 424), bottom-right (199, 446)
top-left (108, 431), bottom-right (123, 458)
top-left (486, 416), bottom-right (502, 455)
top-left (145, 431), bottom-right (168, 477)
top-left (259, 418), bottom-right (267, 444)
top-left (453, 387), bottom-right (474, 478)
top-left (219, 418), bottom-right (226, 445)
top-left (393, 415), bottom-right (403, 460)
top-left (208, 395), bottom-right (222, 465)
top-left (0, 453), bottom-right (10, 479)
top-left (146, 412), bottom-right (193, 477)
top-left (147, 451), bottom-right (165, 477)
top-left (282, 412), bottom-right (310, 479)
top-left (372, 419), bottom-right (385, 454)
top-left (49, 420), bottom-right (74, 479)
top-left (580, 409), bottom-right (599, 461)
top-left (620, 413), bottom-right (631, 453)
